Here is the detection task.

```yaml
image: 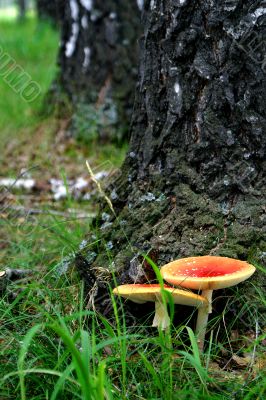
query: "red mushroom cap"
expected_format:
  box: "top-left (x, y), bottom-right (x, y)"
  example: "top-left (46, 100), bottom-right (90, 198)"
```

top-left (160, 256), bottom-right (256, 290)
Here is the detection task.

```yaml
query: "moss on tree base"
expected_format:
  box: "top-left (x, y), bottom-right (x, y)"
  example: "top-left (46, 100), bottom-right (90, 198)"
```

top-left (76, 178), bottom-right (265, 332)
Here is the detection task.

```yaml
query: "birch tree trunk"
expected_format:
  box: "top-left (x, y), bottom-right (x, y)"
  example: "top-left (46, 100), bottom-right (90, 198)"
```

top-left (77, 0), bottom-right (266, 331)
top-left (55, 0), bottom-right (142, 141)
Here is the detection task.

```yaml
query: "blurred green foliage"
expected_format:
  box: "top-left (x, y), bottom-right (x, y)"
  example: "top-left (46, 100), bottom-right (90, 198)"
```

top-left (0, 14), bottom-right (59, 144)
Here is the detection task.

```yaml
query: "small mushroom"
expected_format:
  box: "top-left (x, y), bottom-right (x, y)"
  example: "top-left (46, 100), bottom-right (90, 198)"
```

top-left (113, 283), bottom-right (208, 330)
top-left (0, 271), bottom-right (7, 292)
top-left (160, 256), bottom-right (256, 350)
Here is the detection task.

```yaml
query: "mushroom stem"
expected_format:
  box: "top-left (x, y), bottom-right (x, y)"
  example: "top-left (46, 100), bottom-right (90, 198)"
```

top-left (196, 289), bottom-right (213, 351)
top-left (202, 289), bottom-right (213, 313)
top-left (196, 304), bottom-right (209, 352)
top-left (152, 300), bottom-right (170, 330)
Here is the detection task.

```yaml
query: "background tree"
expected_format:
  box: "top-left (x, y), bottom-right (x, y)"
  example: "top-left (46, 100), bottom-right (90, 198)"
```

top-left (54, 0), bottom-right (142, 141)
top-left (17, 0), bottom-right (26, 20)
top-left (77, 0), bottom-right (266, 330)
top-left (35, 0), bottom-right (60, 24)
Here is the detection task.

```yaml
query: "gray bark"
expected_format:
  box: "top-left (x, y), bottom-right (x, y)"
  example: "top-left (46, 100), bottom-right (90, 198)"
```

top-left (54, 0), bottom-right (142, 141)
top-left (77, 0), bottom-right (266, 332)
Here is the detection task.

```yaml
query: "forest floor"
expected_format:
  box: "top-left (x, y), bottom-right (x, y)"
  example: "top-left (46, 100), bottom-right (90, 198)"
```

top-left (0, 12), bottom-right (265, 400)
top-left (0, 13), bottom-right (126, 274)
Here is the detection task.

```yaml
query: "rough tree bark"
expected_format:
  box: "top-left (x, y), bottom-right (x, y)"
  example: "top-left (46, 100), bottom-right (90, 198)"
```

top-left (55, 0), bottom-right (142, 141)
top-left (77, 0), bottom-right (266, 332)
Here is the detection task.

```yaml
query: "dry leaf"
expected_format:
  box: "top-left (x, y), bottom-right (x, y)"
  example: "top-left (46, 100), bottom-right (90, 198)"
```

top-left (232, 354), bottom-right (251, 368)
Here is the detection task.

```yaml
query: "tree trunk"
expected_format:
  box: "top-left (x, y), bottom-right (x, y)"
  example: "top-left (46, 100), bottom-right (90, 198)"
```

top-left (17, 0), bottom-right (26, 20)
top-left (54, 0), bottom-right (142, 142)
top-left (36, 0), bottom-right (61, 25)
top-left (77, 1), bottom-right (266, 332)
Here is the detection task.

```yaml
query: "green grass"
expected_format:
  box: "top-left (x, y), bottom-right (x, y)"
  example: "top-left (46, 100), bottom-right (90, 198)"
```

top-left (0, 191), bottom-right (265, 399)
top-left (0, 12), bottom-right (127, 170)
top-left (1, 256), bottom-right (265, 399)
top-left (0, 14), bottom-right (59, 146)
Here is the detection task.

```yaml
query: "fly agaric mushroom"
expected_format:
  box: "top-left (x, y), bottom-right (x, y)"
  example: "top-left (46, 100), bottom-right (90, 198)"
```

top-left (113, 283), bottom-right (208, 330)
top-left (160, 256), bottom-right (256, 350)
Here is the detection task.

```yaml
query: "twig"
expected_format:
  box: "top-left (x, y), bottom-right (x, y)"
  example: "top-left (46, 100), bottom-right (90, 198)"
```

top-left (249, 317), bottom-right (259, 370)
top-left (86, 161), bottom-right (116, 215)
